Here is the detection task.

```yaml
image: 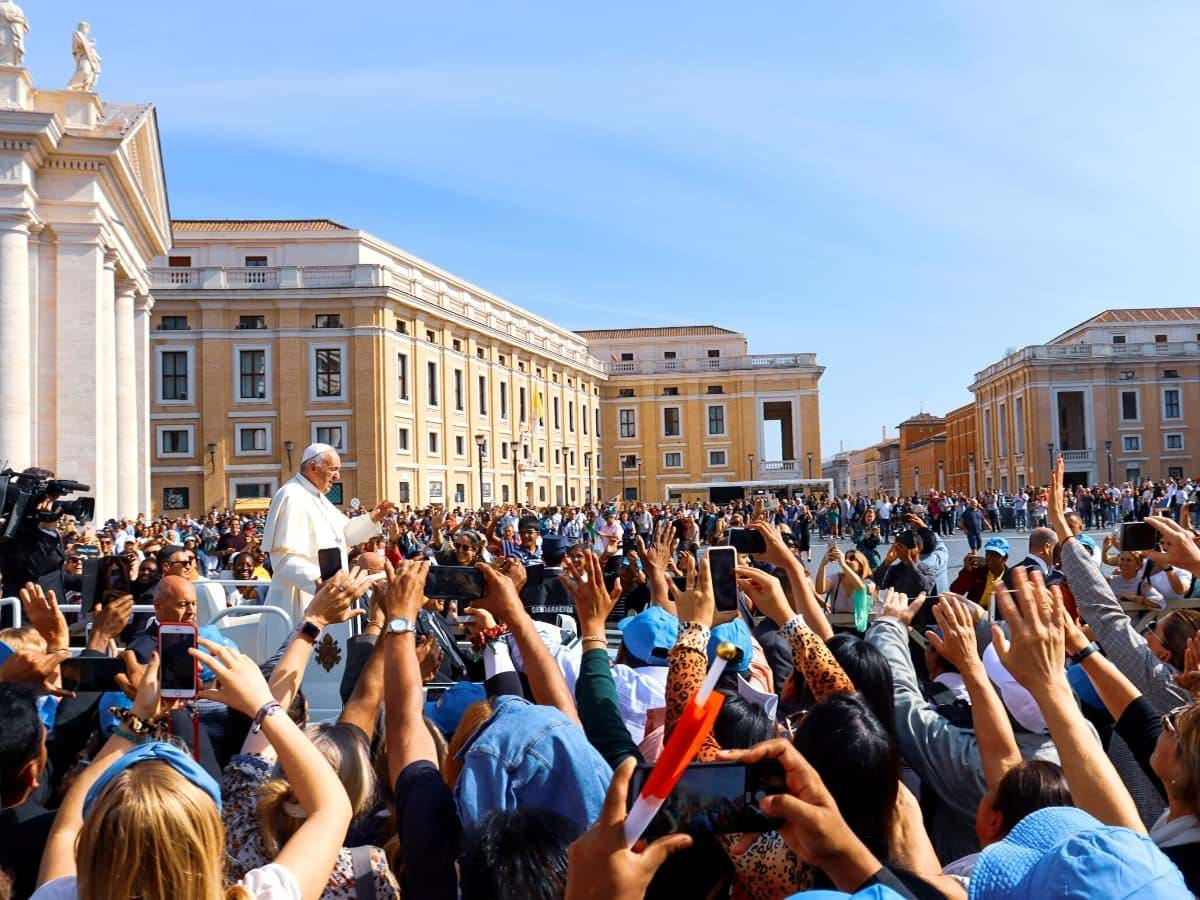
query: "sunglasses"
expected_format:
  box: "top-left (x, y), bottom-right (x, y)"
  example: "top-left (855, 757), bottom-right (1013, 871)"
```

top-left (1162, 704), bottom-right (1191, 738)
top-left (168, 558), bottom-right (194, 568)
top-left (454, 543), bottom-right (475, 551)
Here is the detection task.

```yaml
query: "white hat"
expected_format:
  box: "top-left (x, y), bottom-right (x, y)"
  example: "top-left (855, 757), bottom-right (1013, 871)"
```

top-left (300, 442), bottom-right (337, 466)
top-left (983, 642), bottom-right (1048, 734)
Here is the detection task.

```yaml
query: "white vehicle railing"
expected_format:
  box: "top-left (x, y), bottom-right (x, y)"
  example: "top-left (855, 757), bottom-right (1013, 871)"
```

top-left (0, 596), bottom-right (21, 628)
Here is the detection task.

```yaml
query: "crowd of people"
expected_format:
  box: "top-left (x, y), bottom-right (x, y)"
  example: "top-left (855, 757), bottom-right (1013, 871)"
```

top-left (1, 458), bottom-right (1199, 898)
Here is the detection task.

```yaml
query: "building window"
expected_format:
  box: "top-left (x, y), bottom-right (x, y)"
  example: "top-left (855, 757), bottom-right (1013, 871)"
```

top-left (397, 481), bottom-right (410, 503)
top-left (568, 401), bottom-right (575, 432)
top-left (395, 319), bottom-right (408, 334)
top-left (982, 409), bottom-right (992, 460)
top-left (663, 386), bottom-right (679, 396)
top-left (478, 375), bottom-right (488, 415)
top-left (454, 483), bottom-right (465, 503)
top-left (1167, 433), bottom-right (1185, 451)
top-left (1123, 435), bottom-right (1140, 452)
top-left (706, 385), bottom-right (723, 394)
top-left (555, 449), bottom-right (561, 466)
top-left (501, 484), bottom-right (510, 502)
top-left (454, 369), bottom-right (464, 411)
top-left (238, 349), bottom-right (267, 400)
top-left (477, 348), bottom-right (486, 359)
top-left (553, 397), bottom-right (560, 430)
top-left (499, 382), bottom-right (508, 419)
top-left (168, 256), bottom-right (191, 267)
top-left (1155, 334), bottom-right (1168, 343)
top-left (501, 443), bottom-right (509, 461)
top-left (397, 427), bottom-right (409, 451)
top-left (427, 361), bottom-right (439, 406)
top-left (426, 330), bottom-right (436, 343)
top-left (314, 348), bottom-right (342, 398)
top-left (237, 315), bottom-right (266, 330)
top-left (1164, 388), bottom-right (1182, 419)
top-left (1169, 466), bottom-right (1184, 480)
top-left (160, 351), bottom-right (189, 400)
top-left (519, 387), bottom-right (527, 423)
top-left (707, 349), bottom-right (720, 358)
top-left (596, 407), bottom-right (601, 436)
top-left (663, 407), bottom-right (681, 437)
top-left (160, 429), bottom-right (190, 455)
top-left (159, 315), bottom-right (188, 331)
top-left (538, 446), bottom-right (545, 463)
top-left (1125, 466), bottom-right (1141, 483)
top-left (162, 487), bottom-right (190, 510)
top-left (428, 480), bottom-right (443, 501)
top-left (582, 403), bottom-right (588, 435)
top-left (620, 353), bottom-right (633, 362)
top-left (1119, 371), bottom-right (1135, 381)
top-left (709, 450), bottom-right (727, 467)
top-left (1164, 369), bottom-right (1180, 379)
top-left (1112, 335), bottom-right (1126, 344)
top-left (1121, 390), bottom-right (1139, 421)
top-left (664, 452), bottom-right (682, 468)
top-left (455, 435), bottom-right (465, 456)
top-left (707, 406), bottom-right (725, 436)
top-left (315, 425), bottom-right (345, 451)
top-left (1014, 396), bottom-right (1025, 454)
top-left (237, 426), bottom-right (267, 453)
top-left (618, 388), bottom-right (634, 398)
top-left (998, 402), bottom-right (1008, 457)
top-left (619, 409), bottom-right (636, 439)
top-left (452, 339), bottom-right (462, 352)
top-left (314, 314), bottom-right (342, 328)
top-left (428, 432), bottom-right (439, 455)
top-left (244, 255), bottom-right (268, 267)
top-left (397, 353), bottom-right (409, 400)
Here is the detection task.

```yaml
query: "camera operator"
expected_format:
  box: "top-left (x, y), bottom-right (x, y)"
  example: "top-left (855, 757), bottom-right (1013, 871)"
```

top-left (0, 468), bottom-right (66, 610)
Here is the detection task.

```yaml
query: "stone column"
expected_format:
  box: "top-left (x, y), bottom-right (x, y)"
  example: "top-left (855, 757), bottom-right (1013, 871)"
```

top-left (0, 210), bottom-right (32, 468)
top-left (134, 294), bottom-right (153, 515)
top-left (115, 277), bottom-right (138, 517)
top-left (100, 253), bottom-right (118, 516)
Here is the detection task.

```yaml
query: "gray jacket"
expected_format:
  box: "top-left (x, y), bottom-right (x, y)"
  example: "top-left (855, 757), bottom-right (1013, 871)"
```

top-left (866, 616), bottom-right (1071, 863)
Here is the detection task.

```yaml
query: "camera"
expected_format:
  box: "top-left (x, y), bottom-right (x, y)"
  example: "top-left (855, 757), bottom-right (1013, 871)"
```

top-left (0, 468), bottom-right (95, 542)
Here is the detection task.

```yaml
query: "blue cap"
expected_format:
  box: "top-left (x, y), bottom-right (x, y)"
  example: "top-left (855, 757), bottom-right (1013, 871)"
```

top-left (791, 888), bottom-right (907, 900)
top-left (984, 537), bottom-right (1010, 558)
top-left (84, 741), bottom-right (222, 816)
top-left (1077, 534), bottom-right (1098, 553)
top-left (541, 534), bottom-right (573, 557)
top-left (196, 625), bottom-right (239, 682)
top-left (424, 680), bottom-right (487, 736)
top-left (708, 618), bottom-right (753, 673)
top-left (617, 606), bottom-right (679, 666)
top-left (968, 806), bottom-right (1186, 899)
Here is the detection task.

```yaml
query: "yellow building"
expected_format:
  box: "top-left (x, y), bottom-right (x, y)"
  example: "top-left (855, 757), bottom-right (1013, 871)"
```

top-left (576, 327), bottom-right (823, 502)
top-left (971, 308), bottom-right (1200, 489)
top-left (148, 220), bottom-right (604, 513)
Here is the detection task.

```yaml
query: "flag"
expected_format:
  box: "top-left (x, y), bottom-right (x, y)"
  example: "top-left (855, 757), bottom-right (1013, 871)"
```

top-left (610, 353), bottom-right (619, 362)
top-left (534, 391), bottom-right (545, 424)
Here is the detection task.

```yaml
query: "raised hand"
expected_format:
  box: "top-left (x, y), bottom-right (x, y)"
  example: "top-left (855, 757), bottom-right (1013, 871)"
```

top-left (191, 637), bottom-right (275, 717)
top-left (113, 649), bottom-right (147, 701)
top-left (1175, 634), bottom-right (1200, 696)
top-left (879, 587), bottom-right (925, 629)
top-left (1047, 456), bottom-right (1070, 541)
top-left (19, 582), bottom-right (69, 651)
top-left (381, 559), bottom-right (429, 622)
top-left (747, 521), bottom-right (796, 570)
top-left (638, 522), bottom-right (678, 577)
top-left (990, 567), bottom-right (1066, 697)
top-left (565, 758), bottom-right (693, 900)
top-left (89, 594), bottom-right (134, 651)
top-left (926, 594), bottom-right (980, 672)
top-left (668, 552), bottom-right (715, 627)
top-left (735, 565), bottom-right (792, 626)
top-left (305, 567), bottom-right (374, 629)
top-left (560, 550), bottom-right (622, 637)
top-left (1143, 516), bottom-right (1200, 577)
top-left (473, 562), bottom-right (525, 626)
top-left (0, 647), bottom-right (73, 697)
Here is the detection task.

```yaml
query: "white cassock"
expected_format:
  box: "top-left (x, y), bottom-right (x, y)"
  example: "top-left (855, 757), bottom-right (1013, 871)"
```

top-left (262, 472), bottom-right (380, 621)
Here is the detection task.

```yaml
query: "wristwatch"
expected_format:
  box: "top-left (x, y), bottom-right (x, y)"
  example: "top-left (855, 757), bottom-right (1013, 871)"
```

top-left (386, 617), bottom-right (416, 636)
top-left (298, 619), bottom-right (322, 642)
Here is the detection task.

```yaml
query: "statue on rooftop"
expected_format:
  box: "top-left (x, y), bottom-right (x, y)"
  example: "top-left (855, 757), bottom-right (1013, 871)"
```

top-left (0, 0), bottom-right (29, 67)
top-left (67, 20), bottom-right (101, 91)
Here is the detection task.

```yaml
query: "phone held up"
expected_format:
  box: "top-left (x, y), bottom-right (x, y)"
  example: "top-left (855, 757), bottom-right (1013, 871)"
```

top-left (423, 566), bottom-right (486, 601)
top-left (627, 760), bottom-right (785, 842)
top-left (59, 656), bottom-right (126, 693)
top-left (158, 622), bottom-right (198, 699)
top-left (318, 547), bottom-right (343, 583)
top-left (1119, 522), bottom-right (1159, 552)
top-left (707, 546), bottom-right (739, 612)
top-left (727, 527), bottom-right (767, 556)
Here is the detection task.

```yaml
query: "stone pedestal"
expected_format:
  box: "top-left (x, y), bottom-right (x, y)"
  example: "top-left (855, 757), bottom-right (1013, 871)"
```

top-left (0, 64), bottom-right (31, 110)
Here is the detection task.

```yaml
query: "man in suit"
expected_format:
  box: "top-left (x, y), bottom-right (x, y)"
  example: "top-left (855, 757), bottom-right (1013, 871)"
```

top-left (1004, 527), bottom-right (1059, 589)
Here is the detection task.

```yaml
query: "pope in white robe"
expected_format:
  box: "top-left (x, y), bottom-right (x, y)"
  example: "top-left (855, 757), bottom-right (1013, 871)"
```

top-left (262, 443), bottom-right (395, 621)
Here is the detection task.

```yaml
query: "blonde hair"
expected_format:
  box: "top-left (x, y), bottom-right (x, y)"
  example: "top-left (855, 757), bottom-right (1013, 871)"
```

top-left (77, 761), bottom-right (251, 900)
top-left (256, 723), bottom-right (376, 855)
top-left (0, 626), bottom-right (46, 655)
top-left (1172, 703), bottom-right (1200, 812)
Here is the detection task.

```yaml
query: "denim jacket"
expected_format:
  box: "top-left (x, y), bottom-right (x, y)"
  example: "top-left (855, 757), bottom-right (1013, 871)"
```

top-left (454, 695), bottom-right (612, 831)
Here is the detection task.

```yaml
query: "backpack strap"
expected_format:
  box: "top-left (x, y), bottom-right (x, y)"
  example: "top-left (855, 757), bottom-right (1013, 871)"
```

top-left (349, 845), bottom-right (378, 900)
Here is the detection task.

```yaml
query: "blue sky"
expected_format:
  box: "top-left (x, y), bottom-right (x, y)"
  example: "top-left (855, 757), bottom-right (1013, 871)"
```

top-left (25, 3), bottom-right (1200, 456)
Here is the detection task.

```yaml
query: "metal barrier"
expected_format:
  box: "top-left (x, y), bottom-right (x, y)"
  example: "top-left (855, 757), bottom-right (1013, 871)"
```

top-left (0, 596), bottom-right (21, 628)
top-left (206, 605), bottom-right (293, 632)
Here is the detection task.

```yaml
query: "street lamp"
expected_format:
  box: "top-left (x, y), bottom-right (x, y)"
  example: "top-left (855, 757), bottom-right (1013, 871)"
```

top-left (637, 459), bottom-right (644, 501)
top-left (510, 440), bottom-right (520, 505)
top-left (620, 456), bottom-right (628, 500)
top-left (585, 451), bottom-right (592, 503)
top-left (1105, 440), bottom-right (1113, 484)
top-left (747, 453), bottom-right (755, 483)
top-left (475, 434), bottom-right (487, 508)
top-left (1047, 442), bottom-right (1055, 482)
top-left (284, 439), bottom-right (295, 470)
top-left (806, 451), bottom-right (813, 480)
top-left (206, 442), bottom-right (217, 473)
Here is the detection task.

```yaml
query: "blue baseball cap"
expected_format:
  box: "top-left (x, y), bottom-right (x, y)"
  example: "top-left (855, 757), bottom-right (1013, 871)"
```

top-left (1076, 534), bottom-right (1098, 554)
top-left (984, 537), bottom-right (1010, 558)
top-left (968, 806), bottom-right (1187, 899)
top-left (424, 680), bottom-right (487, 736)
top-left (708, 617), bottom-right (753, 673)
top-left (792, 888), bottom-right (907, 900)
top-left (617, 606), bottom-right (678, 666)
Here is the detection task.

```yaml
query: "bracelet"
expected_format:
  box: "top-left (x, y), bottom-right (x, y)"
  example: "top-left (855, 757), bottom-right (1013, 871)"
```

top-left (470, 624), bottom-right (510, 652)
top-left (1070, 642), bottom-right (1101, 666)
top-left (112, 725), bottom-right (150, 745)
top-left (109, 707), bottom-right (170, 740)
top-left (251, 700), bottom-right (283, 733)
top-left (581, 635), bottom-right (608, 644)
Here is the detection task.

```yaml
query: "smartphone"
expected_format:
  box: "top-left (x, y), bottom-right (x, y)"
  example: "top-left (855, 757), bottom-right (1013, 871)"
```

top-left (728, 528), bottom-right (767, 556)
top-left (627, 761), bottom-right (785, 841)
top-left (59, 656), bottom-right (126, 693)
top-left (423, 566), bottom-right (486, 600)
top-left (318, 547), bottom-right (343, 582)
top-left (158, 622), bottom-right (198, 699)
top-left (708, 546), bottom-right (738, 612)
top-left (1120, 522), bottom-right (1158, 552)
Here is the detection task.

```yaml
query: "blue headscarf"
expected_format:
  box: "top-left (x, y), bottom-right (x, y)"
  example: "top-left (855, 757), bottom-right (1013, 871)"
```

top-left (84, 741), bottom-right (221, 816)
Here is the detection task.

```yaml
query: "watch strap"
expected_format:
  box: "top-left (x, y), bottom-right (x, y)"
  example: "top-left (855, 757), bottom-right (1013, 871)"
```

top-left (1070, 641), bottom-right (1100, 666)
top-left (299, 620), bottom-right (322, 642)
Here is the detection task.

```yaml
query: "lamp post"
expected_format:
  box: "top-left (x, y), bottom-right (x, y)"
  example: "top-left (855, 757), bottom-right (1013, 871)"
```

top-left (585, 452), bottom-right (592, 503)
top-left (1047, 442), bottom-right (1055, 483)
top-left (510, 440), bottom-right (520, 505)
top-left (475, 434), bottom-right (487, 508)
top-left (807, 451), bottom-right (813, 480)
top-left (1105, 440), bottom-right (1113, 484)
top-left (620, 457), bottom-right (628, 501)
top-left (206, 442), bottom-right (217, 473)
top-left (747, 452), bottom-right (755, 483)
top-left (637, 459), bottom-right (644, 501)
top-left (284, 440), bottom-right (295, 471)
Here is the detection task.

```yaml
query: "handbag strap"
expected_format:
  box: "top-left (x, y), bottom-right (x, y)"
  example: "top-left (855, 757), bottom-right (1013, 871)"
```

top-left (349, 845), bottom-right (377, 900)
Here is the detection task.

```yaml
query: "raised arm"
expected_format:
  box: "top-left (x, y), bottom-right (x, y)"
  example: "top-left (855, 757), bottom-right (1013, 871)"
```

top-left (991, 569), bottom-right (1143, 833)
top-left (381, 560), bottom-right (437, 785)
top-left (749, 522), bottom-right (833, 641)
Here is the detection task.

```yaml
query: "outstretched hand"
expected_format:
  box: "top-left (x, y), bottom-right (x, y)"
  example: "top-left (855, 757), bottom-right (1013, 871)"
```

top-left (669, 552), bottom-right (715, 627)
top-left (1143, 516), bottom-right (1200, 578)
top-left (19, 582), bottom-right (69, 651)
top-left (990, 567), bottom-right (1066, 698)
top-left (560, 550), bottom-right (622, 637)
top-left (926, 594), bottom-right (980, 672)
top-left (879, 587), bottom-right (925, 629)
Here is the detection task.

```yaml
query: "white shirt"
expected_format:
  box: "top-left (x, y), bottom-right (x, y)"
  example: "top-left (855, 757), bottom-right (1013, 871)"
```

top-left (33, 864), bottom-right (301, 900)
top-left (553, 646), bottom-right (668, 744)
top-left (261, 473), bottom-right (380, 620)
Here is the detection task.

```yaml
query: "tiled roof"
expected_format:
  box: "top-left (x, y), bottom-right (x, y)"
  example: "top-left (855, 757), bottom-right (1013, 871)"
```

top-left (172, 220), bottom-right (351, 233)
top-left (1089, 307), bottom-right (1200, 324)
top-left (575, 325), bottom-right (740, 340)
